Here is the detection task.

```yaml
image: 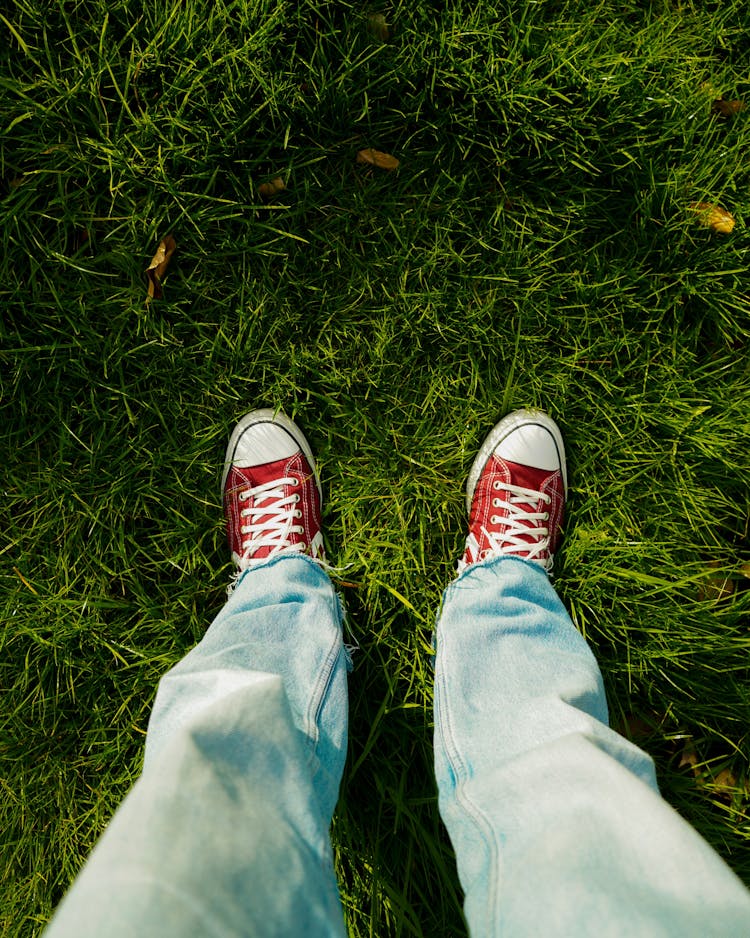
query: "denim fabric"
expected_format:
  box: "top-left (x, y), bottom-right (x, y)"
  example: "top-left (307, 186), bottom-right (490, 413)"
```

top-left (45, 554), bottom-right (750, 937)
top-left (433, 556), bottom-right (750, 936)
top-left (45, 555), bottom-right (348, 938)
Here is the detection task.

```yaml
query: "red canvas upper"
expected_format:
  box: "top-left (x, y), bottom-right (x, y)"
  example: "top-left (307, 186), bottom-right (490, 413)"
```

top-left (223, 452), bottom-right (324, 565)
top-left (461, 455), bottom-right (565, 571)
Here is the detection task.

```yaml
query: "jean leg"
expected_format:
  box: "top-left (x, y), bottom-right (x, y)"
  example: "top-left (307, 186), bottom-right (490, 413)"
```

top-left (433, 556), bottom-right (750, 937)
top-left (45, 554), bottom-right (348, 938)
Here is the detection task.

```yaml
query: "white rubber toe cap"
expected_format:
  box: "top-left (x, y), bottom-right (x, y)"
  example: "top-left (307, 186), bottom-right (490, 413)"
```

top-left (495, 418), bottom-right (562, 471)
top-left (221, 408), bottom-right (321, 497)
top-left (232, 420), bottom-right (300, 466)
top-left (466, 409), bottom-right (567, 511)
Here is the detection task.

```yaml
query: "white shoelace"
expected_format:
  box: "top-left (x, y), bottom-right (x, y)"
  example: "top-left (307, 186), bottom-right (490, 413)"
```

top-left (484, 480), bottom-right (551, 558)
top-left (237, 477), bottom-right (305, 566)
top-left (460, 481), bottom-right (553, 573)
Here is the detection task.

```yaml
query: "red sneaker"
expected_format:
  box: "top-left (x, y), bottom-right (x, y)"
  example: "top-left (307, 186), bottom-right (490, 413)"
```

top-left (458, 410), bottom-right (567, 576)
top-left (221, 410), bottom-right (325, 576)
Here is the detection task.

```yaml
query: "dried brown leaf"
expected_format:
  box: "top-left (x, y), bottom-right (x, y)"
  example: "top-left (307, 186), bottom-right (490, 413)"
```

top-left (367, 13), bottom-right (390, 41)
top-left (145, 234), bottom-right (176, 300)
top-left (688, 201), bottom-right (735, 234)
top-left (697, 560), bottom-right (736, 601)
top-left (675, 738), bottom-right (747, 805)
top-left (678, 741), bottom-right (700, 775)
top-left (711, 99), bottom-right (746, 117)
top-left (617, 713), bottom-right (659, 741)
top-left (258, 177), bottom-right (286, 199)
top-left (357, 148), bottom-right (400, 171)
top-left (710, 767), bottom-right (741, 806)
top-left (713, 767), bottom-right (737, 791)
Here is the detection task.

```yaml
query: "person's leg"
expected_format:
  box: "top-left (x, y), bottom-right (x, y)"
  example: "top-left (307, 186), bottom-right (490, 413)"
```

top-left (433, 410), bottom-right (750, 937)
top-left (46, 410), bottom-right (348, 938)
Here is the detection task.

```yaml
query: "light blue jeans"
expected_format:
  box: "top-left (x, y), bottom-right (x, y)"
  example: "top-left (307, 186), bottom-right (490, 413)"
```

top-left (45, 554), bottom-right (750, 936)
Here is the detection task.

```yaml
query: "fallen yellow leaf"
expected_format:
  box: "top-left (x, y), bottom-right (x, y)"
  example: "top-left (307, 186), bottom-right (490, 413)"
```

top-left (258, 177), bottom-right (286, 199)
top-left (145, 234), bottom-right (176, 300)
top-left (368, 13), bottom-right (390, 41)
top-left (711, 99), bottom-right (746, 117)
top-left (357, 148), bottom-right (400, 171)
top-left (688, 202), bottom-right (735, 234)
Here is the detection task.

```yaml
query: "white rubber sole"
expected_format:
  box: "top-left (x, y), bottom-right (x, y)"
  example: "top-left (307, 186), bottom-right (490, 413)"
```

top-left (465, 409), bottom-right (568, 514)
top-left (220, 408), bottom-right (322, 500)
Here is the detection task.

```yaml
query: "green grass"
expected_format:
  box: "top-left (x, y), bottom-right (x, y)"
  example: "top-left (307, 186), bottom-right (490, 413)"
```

top-left (2, 0), bottom-right (750, 933)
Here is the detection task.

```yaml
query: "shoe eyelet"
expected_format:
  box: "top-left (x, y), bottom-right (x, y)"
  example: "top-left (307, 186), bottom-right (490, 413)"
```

top-left (543, 512), bottom-right (550, 520)
top-left (490, 515), bottom-right (500, 524)
top-left (290, 477), bottom-right (300, 486)
top-left (493, 480), bottom-right (502, 490)
top-left (294, 509), bottom-right (302, 519)
top-left (492, 498), bottom-right (501, 508)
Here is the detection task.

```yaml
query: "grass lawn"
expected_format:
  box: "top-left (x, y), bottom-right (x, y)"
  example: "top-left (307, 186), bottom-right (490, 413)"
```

top-left (2, 0), bottom-right (750, 933)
